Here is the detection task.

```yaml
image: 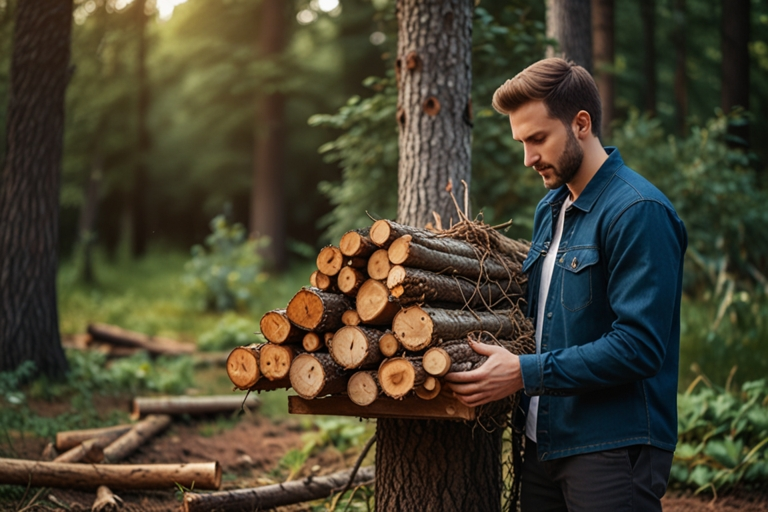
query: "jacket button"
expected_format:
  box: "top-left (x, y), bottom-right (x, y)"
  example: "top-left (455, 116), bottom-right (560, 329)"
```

top-left (559, 257), bottom-right (564, 263)
top-left (571, 258), bottom-right (578, 269)
top-left (547, 312), bottom-right (553, 319)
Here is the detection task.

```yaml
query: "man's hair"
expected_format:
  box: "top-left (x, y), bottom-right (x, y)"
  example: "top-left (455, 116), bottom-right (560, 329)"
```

top-left (492, 58), bottom-right (602, 139)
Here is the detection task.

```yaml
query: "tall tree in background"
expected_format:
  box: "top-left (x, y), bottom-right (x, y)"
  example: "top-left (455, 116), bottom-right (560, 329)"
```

top-left (251, 0), bottom-right (287, 269)
top-left (640, 0), bottom-right (657, 116)
top-left (592, 0), bottom-right (614, 139)
top-left (376, 1), bottom-right (504, 510)
top-left (721, 0), bottom-right (750, 147)
top-left (673, 0), bottom-right (688, 136)
top-left (546, 0), bottom-right (593, 72)
top-left (0, 0), bottom-right (72, 377)
top-left (131, 0), bottom-right (150, 257)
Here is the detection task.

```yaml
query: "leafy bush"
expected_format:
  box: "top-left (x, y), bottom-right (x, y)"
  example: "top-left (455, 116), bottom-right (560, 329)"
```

top-left (198, 313), bottom-right (263, 351)
top-left (672, 376), bottom-right (768, 492)
top-left (184, 215), bottom-right (269, 311)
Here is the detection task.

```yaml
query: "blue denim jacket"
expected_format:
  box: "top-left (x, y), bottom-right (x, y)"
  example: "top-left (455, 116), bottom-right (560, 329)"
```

top-left (519, 148), bottom-right (687, 461)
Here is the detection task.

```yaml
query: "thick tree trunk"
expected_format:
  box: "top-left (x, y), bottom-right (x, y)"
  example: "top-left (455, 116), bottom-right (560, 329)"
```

top-left (721, 0), bottom-right (750, 147)
top-left (640, 0), bottom-right (657, 116)
top-left (395, 0), bottom-right (473, 229)
top-left (379, 2), bottom-right (503, 510)
top-left (673, 0), bottom-right (688, 136)
top-left (0, 0), bottom-right (71, 378)
top-left (131, 0), bottom-right (150, 258)
top-left (546, 0), bottom-right (593, 72)
top-left (251, 0), bottom-right (287, 270)
top-left (591, 0), bottom-right (614, 139)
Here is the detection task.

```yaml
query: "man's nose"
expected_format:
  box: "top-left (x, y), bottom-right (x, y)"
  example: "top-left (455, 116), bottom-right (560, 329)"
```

top-left (523, 145), bottom-right (540, 167)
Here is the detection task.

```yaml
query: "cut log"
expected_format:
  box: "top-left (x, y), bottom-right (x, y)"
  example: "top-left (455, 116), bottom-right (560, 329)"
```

top-left (302, 332), bottom-right (323, 352)
top-left (316, 246), bottom-right (344, 276)
top-left (87, 324), bottom-right (195, 356)
top-left (415, 378), bottom-right (442, 400)
top-left (347, 371), bottom-right (381, 406)
top-left (340, 228), bottom-right (377, 258)
top-left (260, 309), bottom-right (304, 345)
top-left (367, 249), bottom-right (392, 280)
top-left (330, 326), bottom-right (384, 369)
top-left (289, 353), bottom-right (349, 399)
top-left (324, 332), bottom-right (335, 347)
top-left (182, 466), bottom-right (374, 512)
top-left (337, 266), bottom-right (366, 297)
top-left (392, 306), bottom-right (530, 351)
top-left (286, 288), bottom-right (351, 332)
top-left (378, 332), bottom-right (401, 357)
top-left (423, 375), bottom-right (438, 391)
top-left (0, 458), bottom-right (220, 490)
top-left (311, 270), bottom-right (338, 292)
top-left (346, 256), bottom-right (368, 269)
top-left (423, 342), bottom-right (487, 377)
top-left (227, 344), bottom-right (262, 390)
top-left (92, 485), bottom-right (122, 512)
top-left (378, 357), bottom-right (426, 399)
top-left (370, 219), bottom-right (439, 249)
top-left (102, 414), bottom-right (172, 463)
top-left (342, 309), bottom-right (361, 326)
top-left (388, 235), bottom-right (516, 281)
top-left (387, 265), bottom-right (523, 309)
top-left (259, 344), bottom-right (297, 381)
top-left (56, 424), bottom-right (133, 452)
top-left (131, 395), bottom-right (261, 420)
top-left (54, 437), bottom-right (106, 464)
top-left (356, 279), bottom-right (400, 325)
top-left (372, 219), bottom-right (491, 261)
top-left (422, 347), bottom-right (451, 377)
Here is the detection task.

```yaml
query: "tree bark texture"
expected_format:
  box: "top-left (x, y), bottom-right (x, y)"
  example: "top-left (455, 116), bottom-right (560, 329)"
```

top-left (721, 0), bottom-right (750, 146)
top-left (0, 0), bottom-right (72, 378)
top-left (251, 0), bottom-right (287, 270)
top-left (591, 0), bottom-right (614, 139)
top-left (396, 0), bottom-right (473, 229)
top-left (640, 0), bottom-right (657, 116)
top-left (546, 0), bottom-right (593, 72)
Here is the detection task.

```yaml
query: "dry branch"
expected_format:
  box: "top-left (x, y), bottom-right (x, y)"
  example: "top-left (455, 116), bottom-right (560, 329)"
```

top-left (102, 414), bottom-right (172, 462)
top-left (87, 323), bottom-right (195, 356)
top-left (56, 424), bottom-right (133, 452)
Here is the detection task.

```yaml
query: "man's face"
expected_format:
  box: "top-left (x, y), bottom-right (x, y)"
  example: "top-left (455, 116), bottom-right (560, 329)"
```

top-left (509, 100), bottom-right (584, 190)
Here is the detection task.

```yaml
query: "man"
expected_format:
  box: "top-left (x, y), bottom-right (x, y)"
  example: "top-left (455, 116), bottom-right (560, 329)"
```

top-left (445, 58), bottom-right (687, 511)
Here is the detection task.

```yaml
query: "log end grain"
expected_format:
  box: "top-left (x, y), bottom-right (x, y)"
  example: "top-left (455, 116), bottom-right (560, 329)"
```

top-left (226, 345), bottom-right (261, 390)
top-left (330, 326), bottom-right (368, 369)
top-left (338, 266), bottom-right (365, 296)
top-left (367, 249), bottom-right (392, 281)
top-left (356, 280), bottom-right (399, 324)
top-left (378, 332), bottom-right (401, 357)
top-left (378, 358), bottom-right (415, 400)
top-left (387, 235), bottom-right (412, 265)
top-left (316, 246), bottom-right (343, 276)
top-left (341, 309), bottom-right (361, 326)
top-left (369, 219), bottom-right (394, 247)
top-left (386, 265), bottom-right (407, 290)
top-left (422, 347), bottom-right (451, 377)
top-left (302, 332), bottom-right (323, 352)
top-left (260, 310), bottom-right (296, 344)
top-left (259, 344), bottom-right (294, 381)
top-left (286, 288), bottom-right (324, 330)
top-left (347, 371), bottom-right (379, 406)
top-left (415, 378), bottom-right (442, 400)
top-left (289, 354), bottom-right (329, 399)
top-left (392, 305), bottom-right (433, 351)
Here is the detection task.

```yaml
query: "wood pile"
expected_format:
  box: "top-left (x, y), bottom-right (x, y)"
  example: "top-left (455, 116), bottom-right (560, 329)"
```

top-left (227, 219), bottom-right (535, 410)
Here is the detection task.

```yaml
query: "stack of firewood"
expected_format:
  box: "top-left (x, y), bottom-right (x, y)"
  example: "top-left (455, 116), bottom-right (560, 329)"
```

top-left (226, 219), bottom-right (534, 407)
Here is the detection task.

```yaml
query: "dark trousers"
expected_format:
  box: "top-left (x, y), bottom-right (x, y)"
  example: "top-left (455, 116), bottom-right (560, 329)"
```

top-left (521, 440), bottom-right (674, 512)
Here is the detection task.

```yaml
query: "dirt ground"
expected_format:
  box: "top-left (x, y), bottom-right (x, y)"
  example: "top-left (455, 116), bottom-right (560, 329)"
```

top-left (3, 405), bottom-right (767, 512)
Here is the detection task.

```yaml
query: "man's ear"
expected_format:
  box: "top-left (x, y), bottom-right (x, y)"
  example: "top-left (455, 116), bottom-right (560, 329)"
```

top-left (572, 110), bottom-right (592, 140)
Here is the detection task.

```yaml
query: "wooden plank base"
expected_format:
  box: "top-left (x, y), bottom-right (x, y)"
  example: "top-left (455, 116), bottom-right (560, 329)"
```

top-left (288, 392), bottom-right (474, 421)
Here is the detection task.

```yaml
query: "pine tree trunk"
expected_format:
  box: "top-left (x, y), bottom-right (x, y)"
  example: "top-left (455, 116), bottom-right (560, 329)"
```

top-left (0, 0), bottom-right (71, 378)
top-left (251, 0), bottom-right (287, 270)
top-left (721, 0), bottom-right (750, 147)
top-left (591, 0), bottom-right (614, 139)
top-left (546, 0), bottom-right (593, 72)
top-left (377, 2), bottom-right (503, 510)
top-left (640, 0), bottom-right (657, 116)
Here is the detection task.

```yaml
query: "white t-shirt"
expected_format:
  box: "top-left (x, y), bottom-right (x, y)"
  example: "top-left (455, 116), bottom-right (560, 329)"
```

top-left (526, 195), bottom-right (572, 443)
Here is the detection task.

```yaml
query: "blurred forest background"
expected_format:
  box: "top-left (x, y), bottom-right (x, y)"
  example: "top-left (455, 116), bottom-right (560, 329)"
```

top-left (1, 0), bottom-right (768, 386)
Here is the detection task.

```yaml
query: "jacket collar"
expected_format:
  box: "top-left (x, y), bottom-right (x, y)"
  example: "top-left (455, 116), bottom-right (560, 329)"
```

top-left (542, 147), bottom-right (624, 213)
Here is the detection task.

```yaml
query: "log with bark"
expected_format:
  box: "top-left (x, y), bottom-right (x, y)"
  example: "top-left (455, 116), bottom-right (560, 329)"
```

top-left (378, 331), bottom-right (401, 357)
top-left (259, 343), bottom-right (297, 381)
top-left (309, 270), bottom-right (337, 292)
top-left (339, 228), bottom-right (377, 258)
top-left (0, 458), bottom-right (221, 490)
top-left (227, 344), bottom-right (262, 390)
top-left (182, 466), bottom-right (374, 512)
top-left (54, 437), bottom-right (107, 464)
top-left (56, 424), bottom-right (133, 452)
top-left (102, 414), bottom-right (172, 462)
top-left (367, 248), bottom-right (392, 280)
top-left (92, 485), bottom-right (123, 512)
top-left (131, 395), bottom-right (260, 420)
top-left (302, 332), bottom-right (323, 352)
top-left (342, 309), bottom-right (362, 326)
top-left (355, 279), bottom-right (400, 325)
top-left (289, 353), bottom-right (349, 399)
top-left (329, 326), bottom-right (384, 369)
top-left (260, 309), bottom-right (304, 344)
top-left (347, 371), bottom-right (381, 406)
top-left (337, 266), bottom-right (366, 297)
top-left (422, 341), bottom-right (487, 377)
top-left (414, 377), bottom-right (442, 401)
top-left (87, 323), bottom-right (195, 356)
top-left (392, 306), bottom-right (531, 351)
top-left (378, 357), bottom-right (426, 399)
top-left (286, 288), bottom-right (351, 332)
top-left (316, 246), bottom-right (344, 276)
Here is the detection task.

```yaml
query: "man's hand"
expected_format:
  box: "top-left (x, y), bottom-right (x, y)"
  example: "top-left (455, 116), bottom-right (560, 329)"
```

top-left (444, 341), bottom-right (524, 407)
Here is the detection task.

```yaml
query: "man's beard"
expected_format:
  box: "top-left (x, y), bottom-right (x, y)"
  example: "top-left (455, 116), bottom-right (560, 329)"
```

top-left (537, 130), bottom-right (584, 190)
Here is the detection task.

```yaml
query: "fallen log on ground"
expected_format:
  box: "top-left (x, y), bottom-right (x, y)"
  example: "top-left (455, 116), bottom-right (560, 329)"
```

top-left (131, 395), bottom-right (260, 420)
top-left (103, 414), bottom-right (172, 462)
top-left (182, 465), bottom-right (374, 512)
top-left (87, 323), bottom-right (196, 356)
top-left (0, 458), bottom-right (221, 490)
top-left (54, 437), bottom-right (107, 464)
top-left (56, 424), bottom-right (133, 452)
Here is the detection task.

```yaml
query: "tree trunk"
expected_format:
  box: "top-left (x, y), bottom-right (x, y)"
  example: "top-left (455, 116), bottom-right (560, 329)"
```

top-left (131, 0), bottom-right (149, 258)
top-left (251, 0), bottom-right (287, 270)
top-left (546, 0), bottom-right (593, 72)
top-left (721, 0), bottom-right (750, 147)
top-left (673, 0), bottom-right (688, 136)
top-left (0, 0), bottom-right (71, 378)
top-left (640, 0), bottom-right (657, 116)
top-left (591, 0), bottom-right (614, 139)
top-left (378, 1), bottom-right (503, 510)
top-left (395, 0), bottom-right (473, 229)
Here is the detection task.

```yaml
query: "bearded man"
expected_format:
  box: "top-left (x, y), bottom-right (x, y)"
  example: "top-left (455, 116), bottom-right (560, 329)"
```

top-left (445, 58), bottom-right (688, 511)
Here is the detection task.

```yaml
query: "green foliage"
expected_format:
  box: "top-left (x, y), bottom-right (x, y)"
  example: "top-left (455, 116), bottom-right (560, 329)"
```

top-left (672, 376), bottom-right (768, 492)
top-left (198, 313), bottom-right (263, 351)
top-left (183, 215), bottom-right (269, 312)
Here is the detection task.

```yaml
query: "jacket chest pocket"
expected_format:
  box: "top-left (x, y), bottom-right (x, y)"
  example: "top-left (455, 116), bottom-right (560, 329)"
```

top-left (556, 248), bottom-right (599, 311)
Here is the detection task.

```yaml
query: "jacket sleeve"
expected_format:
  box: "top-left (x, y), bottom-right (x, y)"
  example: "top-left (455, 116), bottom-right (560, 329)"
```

top-left (519, 199), bottom-right (687, 396)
